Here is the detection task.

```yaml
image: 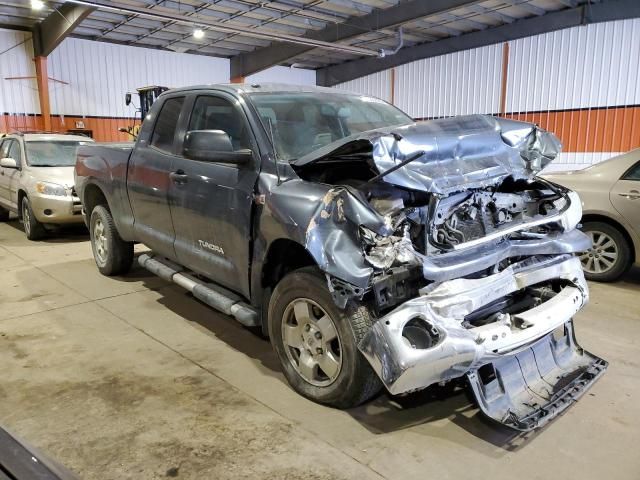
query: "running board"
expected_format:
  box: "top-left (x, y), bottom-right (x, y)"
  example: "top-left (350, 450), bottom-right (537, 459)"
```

top-left (138, 253), bottom-right (259, 327)
top-left (467, 320), bottom-right (607, 431)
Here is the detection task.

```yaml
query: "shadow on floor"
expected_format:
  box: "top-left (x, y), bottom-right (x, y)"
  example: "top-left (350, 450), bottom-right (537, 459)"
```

top-left (3, 219), bottom-right (89, 244)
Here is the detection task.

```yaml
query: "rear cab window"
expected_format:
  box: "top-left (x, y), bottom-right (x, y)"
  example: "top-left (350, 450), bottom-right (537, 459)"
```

top-left (150, 96), bottom-right (185, 153)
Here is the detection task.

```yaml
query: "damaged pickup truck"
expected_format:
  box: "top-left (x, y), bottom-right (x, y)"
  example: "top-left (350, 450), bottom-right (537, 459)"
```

top-left (75, 84), bottom-right (606, 431)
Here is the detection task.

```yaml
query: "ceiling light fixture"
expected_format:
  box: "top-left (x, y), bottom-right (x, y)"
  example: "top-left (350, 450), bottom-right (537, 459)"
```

top-left (193, 29), bottom-right (205, 39)
top-left (31, 0), bottom-right (45, 10)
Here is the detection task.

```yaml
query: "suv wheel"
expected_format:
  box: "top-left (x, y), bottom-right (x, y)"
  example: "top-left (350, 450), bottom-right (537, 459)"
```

top-left (268, 267), bottom-right (381, 408)
top-left (90, 205), bottom-right (133, 276)
top-left (21, 197), bottom-right (46, 240)
top-left (580, 221), bottom-right (631, 282)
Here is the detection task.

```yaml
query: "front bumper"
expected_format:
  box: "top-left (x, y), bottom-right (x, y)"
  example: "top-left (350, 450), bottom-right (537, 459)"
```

top-left (30, 192), bottom-right (83, 224)
top-left (359, 255), bottom-right (593, 395)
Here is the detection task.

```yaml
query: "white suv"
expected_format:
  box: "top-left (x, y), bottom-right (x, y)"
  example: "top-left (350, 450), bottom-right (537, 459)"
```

top-left (0, 132), bottom-right (94, 240)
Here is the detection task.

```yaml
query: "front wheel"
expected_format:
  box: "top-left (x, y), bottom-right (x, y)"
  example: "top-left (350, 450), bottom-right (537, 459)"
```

top-left (21, 197), bottom-right (46, 240)
top-left (580, 221), bottom-right (631, 282)
top-left (90, 205), bottom-right (133, 276)
top-left (268, 267), bottom-right (381, 408)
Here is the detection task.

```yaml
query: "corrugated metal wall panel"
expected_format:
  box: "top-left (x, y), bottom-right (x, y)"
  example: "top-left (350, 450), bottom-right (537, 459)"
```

top-left (48, 37), bottom-right (230, 118)
top-left (334, 70), bottom-right (393, 102)
top-left (394, 44), bottom-right (503, 119)
top-left (507, 19), bottom-right (640, 112)
top-left (246, 66), bottom-right (316, 85)
top-left (0, 29), bottom-right (39, 116)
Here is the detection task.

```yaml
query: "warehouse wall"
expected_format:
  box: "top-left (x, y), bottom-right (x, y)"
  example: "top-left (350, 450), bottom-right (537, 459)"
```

top-left (334, 18), bottom-right (640, 172)
top-left (0, 29), bottom-right (314, 141)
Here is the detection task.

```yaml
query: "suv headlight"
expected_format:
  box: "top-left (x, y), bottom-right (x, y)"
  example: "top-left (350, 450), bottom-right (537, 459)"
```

top-left (35, 181), bottom-right (68, 197)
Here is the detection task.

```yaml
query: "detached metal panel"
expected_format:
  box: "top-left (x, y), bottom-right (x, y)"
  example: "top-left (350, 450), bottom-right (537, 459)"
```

top-left (47, 37), bottom-right (231, 118)
top-left (246, 66), bottom-right (316, 86)
top-left (394, 44), bottom-right (502, 119)
top-left (0, 29), bottom-right (40, 116)
top-left (334, 70), bottom-right (393, 103)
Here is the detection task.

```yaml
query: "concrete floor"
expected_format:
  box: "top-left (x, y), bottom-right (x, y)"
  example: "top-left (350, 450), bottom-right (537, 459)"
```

top-left (0, 219), bottom-right (639, 480)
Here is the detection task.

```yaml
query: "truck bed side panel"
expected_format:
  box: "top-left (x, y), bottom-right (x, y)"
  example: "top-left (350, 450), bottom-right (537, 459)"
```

top-left (75, 143), bottom-right (136, 241)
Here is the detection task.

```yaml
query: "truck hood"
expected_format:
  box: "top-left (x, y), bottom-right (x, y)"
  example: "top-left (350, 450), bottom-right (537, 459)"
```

top-left (293, 114), bottom-right (561, 195)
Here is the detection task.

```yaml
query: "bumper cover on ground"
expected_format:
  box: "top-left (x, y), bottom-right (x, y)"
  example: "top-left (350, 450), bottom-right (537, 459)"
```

top-left (467, 320), bottom-right (607, 431)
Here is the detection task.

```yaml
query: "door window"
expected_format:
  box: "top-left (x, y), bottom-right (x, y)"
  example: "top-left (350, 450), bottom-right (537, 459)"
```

top-left (187, 96), bottom-right (250, 150)
top-left (622, 161), bottom-right (640, 181)
top-left (150, 96), bottom-right (185, 153)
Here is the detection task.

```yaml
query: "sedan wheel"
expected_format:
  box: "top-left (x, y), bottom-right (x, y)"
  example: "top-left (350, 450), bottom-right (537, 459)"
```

top-left (580, 230), bottom-right (618, 275)
top-left (579, 221), bottom-right (631, 282)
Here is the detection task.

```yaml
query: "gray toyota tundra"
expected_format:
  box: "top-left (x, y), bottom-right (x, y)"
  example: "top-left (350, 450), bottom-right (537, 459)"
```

top-left (75, 84), bottom-right (606, 431)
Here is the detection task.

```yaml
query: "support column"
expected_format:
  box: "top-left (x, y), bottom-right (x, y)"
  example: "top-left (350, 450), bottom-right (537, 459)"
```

top-left (34, 56), bottom-right (51, 131)
top-left (499, 42), bottom-right (510, 117)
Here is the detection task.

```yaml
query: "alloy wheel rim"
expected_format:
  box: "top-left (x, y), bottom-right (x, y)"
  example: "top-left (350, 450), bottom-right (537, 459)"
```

top-left (93, 218), bottom-right (108, 264)
top-left (580, 230), bottom-right (618, 274)
top-left (22, 202), bottom-right (30, 236)
top-left (281, 298), bottom-right (342, 387)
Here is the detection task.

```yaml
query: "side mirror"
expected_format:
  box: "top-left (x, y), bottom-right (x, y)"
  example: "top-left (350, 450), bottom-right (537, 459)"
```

top-left (125, 93), bottom-right (132, 106)
top-left (183, 130), bottom-right (252, 164)
top-left (0, 157), bottom-right (18, 169)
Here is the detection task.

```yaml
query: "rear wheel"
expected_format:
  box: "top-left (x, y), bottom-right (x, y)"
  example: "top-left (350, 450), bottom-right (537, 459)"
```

top-left (90, 205), bottom-right (133, 276)
top-left (0, 206), bottom-right (9, 222)
top-left (268, 267), bottom-right (381, 408)
top-left (21, 197), bottom-right (46, 240)
top-left (580, 221), bottom-right (631, 282)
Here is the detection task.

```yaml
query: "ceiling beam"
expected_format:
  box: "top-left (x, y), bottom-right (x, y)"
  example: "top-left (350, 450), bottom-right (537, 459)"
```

top-left (316, 0), bottom-right (640, 86)
top-left (32, 2), bottom-right (95, 56)
top-left (230, 0), bottom-right (485, 78)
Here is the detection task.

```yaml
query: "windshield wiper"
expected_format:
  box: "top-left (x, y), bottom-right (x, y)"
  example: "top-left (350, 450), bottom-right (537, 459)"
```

top-left (367, 150), bottom-right (425, 183)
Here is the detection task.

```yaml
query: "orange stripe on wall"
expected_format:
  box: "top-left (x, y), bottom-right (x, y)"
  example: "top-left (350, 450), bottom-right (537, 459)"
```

top-left (1, 114), bottom-right (138, 142)
top-left (503, 106), bottom-right (640, 153)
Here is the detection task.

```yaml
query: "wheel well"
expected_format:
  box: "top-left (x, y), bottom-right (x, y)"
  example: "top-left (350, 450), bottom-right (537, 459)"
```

top-left (17, 190), bottom-right (27, 219)
top-left (582, 213), bottom-right (635, 258)
top-left (261, 239), bottom-right (317, 289)
top-left (82, 184), bottom-right (108, 218)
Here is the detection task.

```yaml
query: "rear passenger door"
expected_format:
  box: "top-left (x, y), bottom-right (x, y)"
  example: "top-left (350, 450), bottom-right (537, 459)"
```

top-left (127, 94), bottom-right (186, 260)
top-left (168, 92), bottom-right (260, 298)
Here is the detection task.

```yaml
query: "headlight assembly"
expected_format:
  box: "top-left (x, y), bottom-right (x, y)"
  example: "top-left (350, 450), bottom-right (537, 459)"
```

top-left (35, 181), bottom-right (68, 197)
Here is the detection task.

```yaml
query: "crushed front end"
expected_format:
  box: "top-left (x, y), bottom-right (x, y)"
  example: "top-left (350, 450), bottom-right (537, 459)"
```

top-left (292, 114), bottom-right (607, 430)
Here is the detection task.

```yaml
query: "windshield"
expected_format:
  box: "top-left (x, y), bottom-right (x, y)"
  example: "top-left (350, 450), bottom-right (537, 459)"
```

top-left (25, 140), bottom-right (89, 167)
top-left (249, 92), bottom-right (412, 161)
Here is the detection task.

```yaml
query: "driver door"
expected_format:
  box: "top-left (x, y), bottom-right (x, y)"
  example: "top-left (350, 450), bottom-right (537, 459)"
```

top-left (0, 139), bottom-right (21, 210)
top-left (168, 92), bottom-right (260, 298)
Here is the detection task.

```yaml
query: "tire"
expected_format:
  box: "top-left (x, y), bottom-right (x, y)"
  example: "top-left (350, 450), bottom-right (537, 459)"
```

top-left (89, 205), bottom-right (133, 276)
top-left (21, 197), bottom-right (46, 240)
top-left (580, 221), bottom-right (632, 282)
top-left (0, 206), bottom-right (9, 222)
top-left (268, 267), bottom-right (382, 408)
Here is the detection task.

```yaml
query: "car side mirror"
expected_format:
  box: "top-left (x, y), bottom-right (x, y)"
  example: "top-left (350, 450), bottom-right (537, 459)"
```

top-left (0, 157), bottom-right (18, 169)
top-left (183, 130), bottom-right (252, 164)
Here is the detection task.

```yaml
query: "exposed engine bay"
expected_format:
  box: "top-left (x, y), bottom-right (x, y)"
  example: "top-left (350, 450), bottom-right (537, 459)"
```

top-left (292, 114), bottom-right (606, 430)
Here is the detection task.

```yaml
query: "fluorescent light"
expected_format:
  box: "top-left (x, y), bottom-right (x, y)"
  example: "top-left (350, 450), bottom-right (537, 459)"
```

top-left (31, 0), bottom-right (45, 9)
top-left (193, 29), bottom-right (204, 39)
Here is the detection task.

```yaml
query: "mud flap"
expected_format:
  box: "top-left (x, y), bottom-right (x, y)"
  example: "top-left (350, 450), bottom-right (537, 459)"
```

top-left (467, 321), bottom-right (607, 431)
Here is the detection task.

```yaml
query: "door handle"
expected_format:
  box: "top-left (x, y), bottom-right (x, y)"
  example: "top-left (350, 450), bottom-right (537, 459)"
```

top-left (618, 189), bottom-right (640, 200)
top-left (169, 170), bottom-right (188, 184)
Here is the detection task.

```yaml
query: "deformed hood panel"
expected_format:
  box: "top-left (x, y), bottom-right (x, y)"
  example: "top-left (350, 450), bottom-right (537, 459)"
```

top-left (294, 114), bottom-right (561, 195)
